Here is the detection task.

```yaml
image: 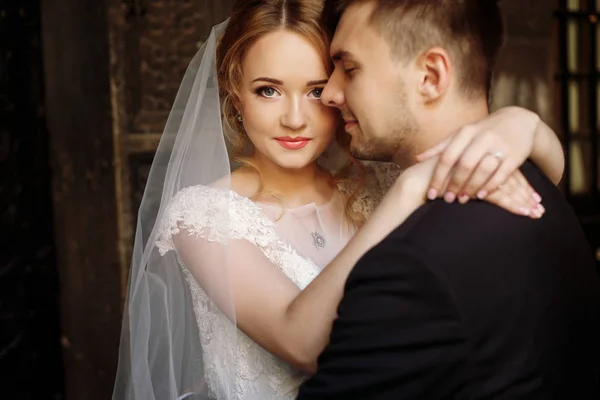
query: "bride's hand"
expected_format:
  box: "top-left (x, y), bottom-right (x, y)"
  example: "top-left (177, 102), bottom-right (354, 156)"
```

top-left (393, 156), bottom-right (545, 219)
top-left (416, 107), bottom-right (543, 208)
top-left (359, 156), bottom-right (543, 254)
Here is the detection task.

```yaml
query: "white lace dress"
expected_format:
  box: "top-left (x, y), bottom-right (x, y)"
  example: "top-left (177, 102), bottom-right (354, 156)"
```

top-left (156, 162), bottom-right (401, 400)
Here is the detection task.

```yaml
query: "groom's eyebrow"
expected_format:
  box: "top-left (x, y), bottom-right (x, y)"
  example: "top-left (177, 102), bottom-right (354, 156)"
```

top-left (331, 50), bottom-right (351, 63)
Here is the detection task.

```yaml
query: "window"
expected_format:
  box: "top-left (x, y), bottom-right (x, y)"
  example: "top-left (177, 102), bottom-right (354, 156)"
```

top-left (556, 0), bottom-right (600, 205)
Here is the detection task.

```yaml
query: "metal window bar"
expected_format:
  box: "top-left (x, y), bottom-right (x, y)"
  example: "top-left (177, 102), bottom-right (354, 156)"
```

top-left (555, 0), bottom-right (600, 201)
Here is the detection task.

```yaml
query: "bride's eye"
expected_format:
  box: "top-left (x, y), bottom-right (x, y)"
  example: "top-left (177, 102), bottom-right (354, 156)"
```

top-left (256, 86), bottom-right (279, 98)
top-left (309, 87), bottom-right (324, 99)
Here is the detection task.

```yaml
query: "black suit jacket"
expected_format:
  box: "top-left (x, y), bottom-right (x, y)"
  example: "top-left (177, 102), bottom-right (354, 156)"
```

top-left (297, 162), bottom-right (600, 399)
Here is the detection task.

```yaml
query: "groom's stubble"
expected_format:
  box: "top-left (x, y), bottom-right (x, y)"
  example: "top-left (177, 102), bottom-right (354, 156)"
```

top-left (324, 0), bottom-right (505, 168)
top-left (349, 77), bottom-right (419, 168)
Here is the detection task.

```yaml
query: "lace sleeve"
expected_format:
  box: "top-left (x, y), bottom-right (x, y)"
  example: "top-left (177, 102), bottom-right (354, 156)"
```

top-left (156, 185), bottom-right (280, 255)
top-left (155, 184), bottom-right (320, 289)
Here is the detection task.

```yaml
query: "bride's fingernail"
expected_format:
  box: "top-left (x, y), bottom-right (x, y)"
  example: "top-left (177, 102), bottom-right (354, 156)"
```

top-left (477, 190), bottom-right (488, 199)
top-left (444, 192), bottom-right (456, 203)
top-left (519, 206), bottom-right (531, 216)
top-left (458, 194), bottom-right (469, 204)
top-left (533, 192), bottom-right (542, 203)
top-left (534, 204), bottom-right (545, 218)
top-left (427, 188), bottom-right (437, 200)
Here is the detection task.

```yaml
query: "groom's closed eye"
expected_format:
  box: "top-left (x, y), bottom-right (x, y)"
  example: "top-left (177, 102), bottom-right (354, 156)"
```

top-left (343, 67), bottom-right (357, 78)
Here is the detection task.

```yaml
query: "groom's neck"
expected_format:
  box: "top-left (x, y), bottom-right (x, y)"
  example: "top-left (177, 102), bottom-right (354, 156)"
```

top-left (419, 97), bottom-right (490, 152)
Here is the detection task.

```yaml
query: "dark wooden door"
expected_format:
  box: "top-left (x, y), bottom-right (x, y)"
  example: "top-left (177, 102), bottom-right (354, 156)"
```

top-left (108, 0), bottom-right (235, 298)
top-left (41, 0), bottom-right (235, 398)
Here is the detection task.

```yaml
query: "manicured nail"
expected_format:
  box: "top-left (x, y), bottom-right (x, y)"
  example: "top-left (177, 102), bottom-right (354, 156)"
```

top-left (533, 204), bottom-right (545, 218)
top-left (427, 188), bottom-right (437, 200)
top-left (458, 194), bottom-right (469, 204)
top-left (532, 192), bottom-right (542, 203)
top-left (444, 192), bottom-right (456, 203)
top-left (519, 206), bottom-right (531, 216)
top-left (477, 190), bottom-right (488, 199)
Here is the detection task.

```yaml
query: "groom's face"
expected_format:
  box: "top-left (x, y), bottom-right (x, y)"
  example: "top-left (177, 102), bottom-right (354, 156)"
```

top-left (322, 2), bottom-right (419, 166)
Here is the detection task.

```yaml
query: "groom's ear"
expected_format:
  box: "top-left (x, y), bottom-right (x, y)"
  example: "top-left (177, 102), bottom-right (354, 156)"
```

top-left (416, 47), bottom-right (452, 104)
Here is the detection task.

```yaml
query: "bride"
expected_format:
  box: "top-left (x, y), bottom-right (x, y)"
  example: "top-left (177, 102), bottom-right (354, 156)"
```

top-left (112, 0), bottom-right (564, 399)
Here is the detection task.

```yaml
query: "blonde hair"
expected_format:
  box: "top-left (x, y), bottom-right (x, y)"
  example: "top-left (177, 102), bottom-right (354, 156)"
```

top-left (216, 0), bottom-right (366, 227)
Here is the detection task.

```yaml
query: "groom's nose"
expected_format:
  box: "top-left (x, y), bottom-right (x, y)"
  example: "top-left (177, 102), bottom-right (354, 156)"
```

top-left (321, 69), bottom-right (345, 109)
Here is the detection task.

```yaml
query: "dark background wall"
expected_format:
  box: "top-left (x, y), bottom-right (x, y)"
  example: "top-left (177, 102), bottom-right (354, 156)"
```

top-left (0, 0), bottom-right (64, 398)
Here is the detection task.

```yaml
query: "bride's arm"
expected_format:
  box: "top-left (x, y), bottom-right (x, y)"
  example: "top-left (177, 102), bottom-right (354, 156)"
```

top-left (524, 110), bottom-right (564, 184)
top-left (272, 155), bottom-right (546, 372)
top-left (418, 106), bottom-right (564, 200)
top-left (280, 176), bottom-right (427, 370)
top-left (174, 179), bottom-right (421, 374)
top-left (174, 159), bottom-right (537, 374)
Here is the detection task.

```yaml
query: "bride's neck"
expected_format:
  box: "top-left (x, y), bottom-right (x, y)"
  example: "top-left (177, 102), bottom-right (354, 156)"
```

top-left (249, 152), bottom-right (333, 207)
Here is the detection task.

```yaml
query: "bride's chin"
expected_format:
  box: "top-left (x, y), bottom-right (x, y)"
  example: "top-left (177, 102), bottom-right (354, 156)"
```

top-left (269, 153), bottom-right (321, 171)
top-left (276, 160), bottom-right (318, 171)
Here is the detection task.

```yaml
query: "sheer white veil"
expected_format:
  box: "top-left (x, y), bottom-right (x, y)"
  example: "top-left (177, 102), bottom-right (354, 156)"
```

top-left (112, 20), bottom-right (237, 400)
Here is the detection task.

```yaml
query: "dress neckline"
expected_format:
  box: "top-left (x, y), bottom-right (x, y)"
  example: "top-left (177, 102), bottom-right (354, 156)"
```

top-left (255, 190), bottom-right (339, 213)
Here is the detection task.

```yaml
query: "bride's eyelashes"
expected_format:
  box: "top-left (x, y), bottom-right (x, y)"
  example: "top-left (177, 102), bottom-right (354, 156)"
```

top-left (308, 87), bottom-right (324, 99)
top-left (254, 86), bottom-right (325, 99)
top-left (255, 86), bottom-right (280, 98)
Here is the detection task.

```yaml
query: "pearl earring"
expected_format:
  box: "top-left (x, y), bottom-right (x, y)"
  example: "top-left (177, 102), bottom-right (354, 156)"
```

top-left (237, 114), bottom-right (243, 122)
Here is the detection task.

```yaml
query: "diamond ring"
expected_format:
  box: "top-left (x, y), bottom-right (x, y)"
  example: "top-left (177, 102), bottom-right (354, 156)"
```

top-left (488, 150), bottom-right (504, 160)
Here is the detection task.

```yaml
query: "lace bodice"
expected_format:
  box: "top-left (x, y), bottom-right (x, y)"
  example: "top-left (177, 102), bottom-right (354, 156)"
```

top-left (155, 162), bottom-right (401, 400)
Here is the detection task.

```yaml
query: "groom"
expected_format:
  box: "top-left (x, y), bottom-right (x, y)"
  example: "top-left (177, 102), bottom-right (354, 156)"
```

top-left (298, 0), bottom-right (600, 399)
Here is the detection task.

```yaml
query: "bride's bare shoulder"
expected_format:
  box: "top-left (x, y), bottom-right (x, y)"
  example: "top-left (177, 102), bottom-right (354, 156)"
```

top-left (194, 167), bottom-right (259, 199)
top-left (167, 168), bottom-right (257, 205)
top-left (229, 167), bottom-right (261, 199)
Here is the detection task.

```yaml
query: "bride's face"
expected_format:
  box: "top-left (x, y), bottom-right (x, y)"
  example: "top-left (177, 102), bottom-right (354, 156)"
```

top-left (238, 29), bottom-right (339, 170)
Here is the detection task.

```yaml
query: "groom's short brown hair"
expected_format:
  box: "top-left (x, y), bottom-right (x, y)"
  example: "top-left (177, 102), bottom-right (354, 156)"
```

top-left (323, 0), bottom-right (505, 97)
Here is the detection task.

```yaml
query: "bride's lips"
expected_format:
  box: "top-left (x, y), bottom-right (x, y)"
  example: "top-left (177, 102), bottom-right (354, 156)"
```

top-left (275, 136), bottom-right (312, 150)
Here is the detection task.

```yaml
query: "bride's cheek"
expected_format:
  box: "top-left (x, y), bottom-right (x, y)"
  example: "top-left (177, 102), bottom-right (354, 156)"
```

top-left (243, 101), bottom-right (281, 136)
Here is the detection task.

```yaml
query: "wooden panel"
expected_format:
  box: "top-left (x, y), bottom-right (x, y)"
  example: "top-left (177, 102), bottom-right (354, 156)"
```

top-left (108, 0), bottom-right (236, 300)
top-left (41, 0), bottom-right (122, 399)
top-left (129, 152), bottom-right (155, 218)
top-left (110, 0), bottom-right (234, 134)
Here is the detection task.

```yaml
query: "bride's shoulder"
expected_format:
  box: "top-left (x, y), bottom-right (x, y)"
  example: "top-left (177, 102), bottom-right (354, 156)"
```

top-left (166, 167), bottom-right (260, 211)
top-left (156, 178), bottom-right (271, 255)
top-left (230, 166), bottom-right (261, 198)
top-left (167, 183), bottom-right (232, 211)
top-left (166, 186), bottom-right (260, 223)
top-left (159, 170), bottom-right (262, 233)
